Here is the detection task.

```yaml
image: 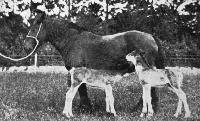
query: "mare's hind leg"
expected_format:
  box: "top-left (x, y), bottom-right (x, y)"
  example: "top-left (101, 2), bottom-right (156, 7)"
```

top-left (151, 87), bottom-right (159, 112)
top-left (78, 84), bottom-right (91, 109)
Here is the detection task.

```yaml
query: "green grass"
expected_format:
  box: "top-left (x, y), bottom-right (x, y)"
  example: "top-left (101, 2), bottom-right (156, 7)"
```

top-left (0, 72), bottom-right (199, 121)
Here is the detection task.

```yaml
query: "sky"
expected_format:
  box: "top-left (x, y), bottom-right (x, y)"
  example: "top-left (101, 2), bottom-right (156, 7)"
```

top-left (0, 0), bottom-right (198, 25)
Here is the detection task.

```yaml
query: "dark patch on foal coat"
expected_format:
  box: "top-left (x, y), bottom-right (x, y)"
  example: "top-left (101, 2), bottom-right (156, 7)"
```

top-left (72, 68), bottom-right (119, 87)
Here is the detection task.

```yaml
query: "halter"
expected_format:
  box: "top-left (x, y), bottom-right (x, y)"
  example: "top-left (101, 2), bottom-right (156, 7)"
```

top-left (0, 23), bottom-right (42, 61)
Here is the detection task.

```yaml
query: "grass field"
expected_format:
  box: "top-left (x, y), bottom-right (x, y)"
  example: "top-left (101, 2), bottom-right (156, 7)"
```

top-left (0, 68), bottom-right (199, 121)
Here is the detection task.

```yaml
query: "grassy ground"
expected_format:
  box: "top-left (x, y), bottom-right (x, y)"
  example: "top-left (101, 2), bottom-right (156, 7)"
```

top-left (0, 72), bottom-right (199, 121)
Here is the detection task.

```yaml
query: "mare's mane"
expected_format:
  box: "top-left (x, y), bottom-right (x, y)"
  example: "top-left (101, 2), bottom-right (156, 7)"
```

top-left (43, 17), bottom-right (87, 41)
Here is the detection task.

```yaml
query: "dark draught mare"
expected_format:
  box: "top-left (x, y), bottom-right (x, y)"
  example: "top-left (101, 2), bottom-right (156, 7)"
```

top-left (24, 12), bottom-right (165, 115)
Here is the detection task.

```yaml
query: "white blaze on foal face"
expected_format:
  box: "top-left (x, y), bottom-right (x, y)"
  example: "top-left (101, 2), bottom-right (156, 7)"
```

top-left (126, 53), bottom-right (143, 72)
top-left (126, 54), bottom-right (137, 65)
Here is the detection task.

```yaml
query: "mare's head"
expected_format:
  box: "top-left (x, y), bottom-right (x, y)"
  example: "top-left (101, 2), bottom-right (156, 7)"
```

top-left (24, 11), bottom-right (47, 53)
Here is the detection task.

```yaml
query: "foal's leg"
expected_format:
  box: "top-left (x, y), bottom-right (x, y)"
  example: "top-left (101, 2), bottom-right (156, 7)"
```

top-left (140, 85), bottom-right (148, 117)
top-left (168, 87), bottom-right (183, 117)
top-left (146, 86), bottom-right (154, 117)
top-left (66, 66), bottom-right (91, 109)
top-left (178, 88), bottom-right (191, 118)
top-left (63, 67), bottom-right (80, 117)
top-left (63, 85), bottom-right (80, 117)
top-left (135, 87), bottom-right (158, 113)
top-left (105, 87), bottom-right (111, 113)
top-left (169, 87), bottom-right (191, 118)
top-left (105, 85), bottom-right (116, 116)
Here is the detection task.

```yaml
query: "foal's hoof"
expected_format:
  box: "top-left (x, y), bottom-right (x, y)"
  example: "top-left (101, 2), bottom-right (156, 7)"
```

top-left (106, 112), bottom-right (117, 117)
top-left (184, 112), bottom-right (191, 118)
top-left (79, 98), bottom-right (92, 111)
top-left (63, 112), bottom-right (73, 118)
top-left (174, 113), bottom-right (179, 118)
top-left (147, 112), bottom-right (153, 118)
top-left (140, 112), bottom-right (153, 118)
top-left (113, 112), bottom-right (117, 117)
top-left (140, 113), bottom-right (145, 117)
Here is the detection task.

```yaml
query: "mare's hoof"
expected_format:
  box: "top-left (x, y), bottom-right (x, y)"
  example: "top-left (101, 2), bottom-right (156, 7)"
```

top-left (78, 103), bottom-right (92, 113)
top-left (79, 98), bottom-right (92, 111)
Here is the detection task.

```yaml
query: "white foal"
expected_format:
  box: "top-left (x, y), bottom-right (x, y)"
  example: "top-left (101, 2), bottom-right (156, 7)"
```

top-left (63, 67), bottom-right (122, 118)
top-left (126, 52), bottom-right (191, 118)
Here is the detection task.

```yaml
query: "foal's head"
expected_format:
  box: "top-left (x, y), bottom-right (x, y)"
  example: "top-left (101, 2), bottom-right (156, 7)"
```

top-left (126, 51), bottom-right (141, 65)
top-left (126, 51), bottom-right (144, 72)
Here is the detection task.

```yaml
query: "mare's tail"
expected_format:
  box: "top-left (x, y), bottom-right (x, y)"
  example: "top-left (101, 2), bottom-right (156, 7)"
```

top-left (153, 35), bottom-right (165, 69)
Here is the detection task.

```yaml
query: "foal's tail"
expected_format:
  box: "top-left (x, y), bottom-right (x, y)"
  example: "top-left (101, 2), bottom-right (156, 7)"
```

top-left (153, 35), bottom-right (165, 69)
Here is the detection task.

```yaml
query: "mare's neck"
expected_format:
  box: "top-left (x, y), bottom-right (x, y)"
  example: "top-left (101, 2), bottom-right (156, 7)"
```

top-left (44, 19), bottom-right (83, 54)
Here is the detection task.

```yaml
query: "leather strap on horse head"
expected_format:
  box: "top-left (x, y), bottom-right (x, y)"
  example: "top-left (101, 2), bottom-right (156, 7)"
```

top-left (0, 23), bottom-right (42, 62)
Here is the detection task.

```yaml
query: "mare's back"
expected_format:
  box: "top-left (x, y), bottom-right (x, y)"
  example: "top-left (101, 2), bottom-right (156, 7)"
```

top-left (72, 32), bottom-right (128, 70)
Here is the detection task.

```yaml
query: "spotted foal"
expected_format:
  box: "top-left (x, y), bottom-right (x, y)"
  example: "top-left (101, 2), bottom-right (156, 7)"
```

top-left (63, 67), bottom-right (123, 118)
top-left (126, 52), bottom-right (191, 118)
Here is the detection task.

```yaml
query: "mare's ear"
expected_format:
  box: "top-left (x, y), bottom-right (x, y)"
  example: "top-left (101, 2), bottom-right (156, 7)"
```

top-left (38, 11), bottom-right (46, 23)
top-left (34, 9), bottom-right (46, 24)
